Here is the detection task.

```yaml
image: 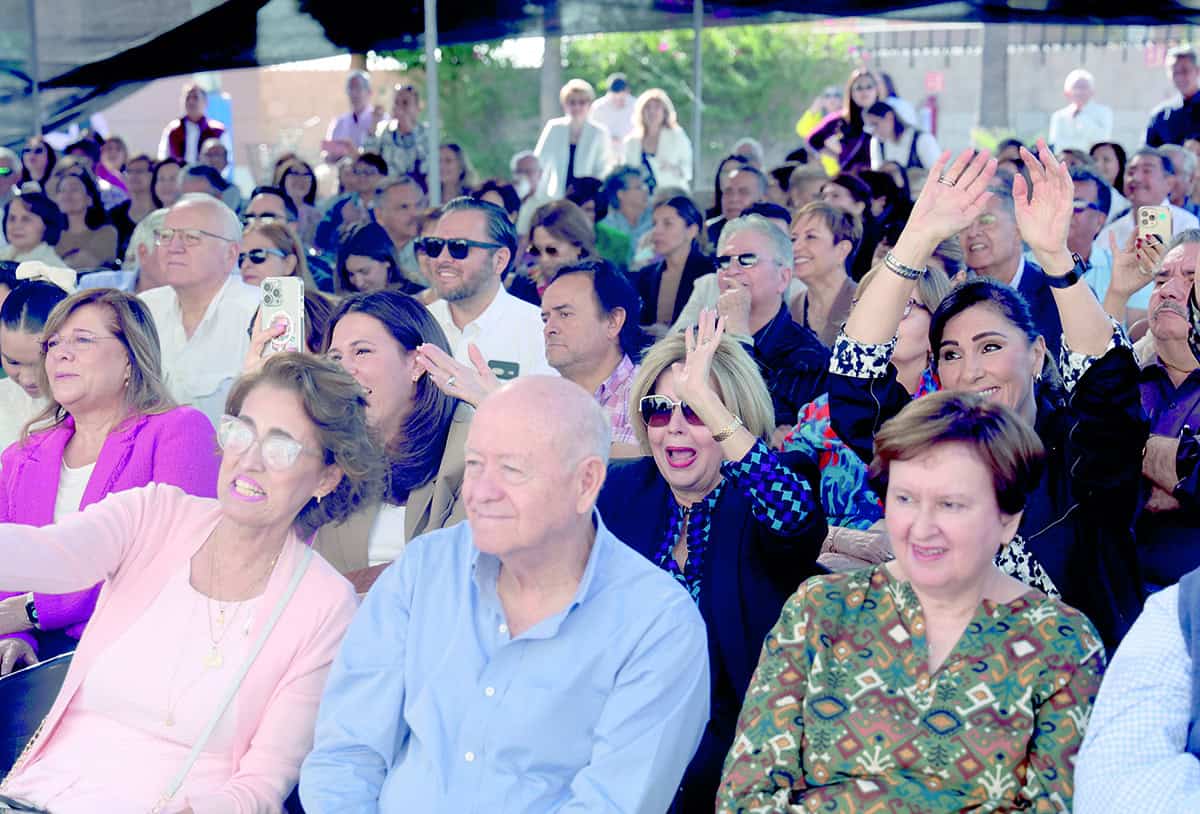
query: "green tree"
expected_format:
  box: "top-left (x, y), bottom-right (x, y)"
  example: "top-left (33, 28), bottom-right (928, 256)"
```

top-left (383, 24), bottom-right (858, 189)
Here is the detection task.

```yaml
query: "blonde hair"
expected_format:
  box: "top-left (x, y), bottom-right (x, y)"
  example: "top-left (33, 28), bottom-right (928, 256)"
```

top-left (559, 78), bottom-right (596, 107)
top-left (857, 261), bottom-right (952, 314)
top-left (633, 88), bottom-right (679, 135)
top-left (26, 289), bottom-right (176, 439)
top-left (241, 220), bottom-right (316, 289)
top-left (629, 332), bottom-right (775, 451)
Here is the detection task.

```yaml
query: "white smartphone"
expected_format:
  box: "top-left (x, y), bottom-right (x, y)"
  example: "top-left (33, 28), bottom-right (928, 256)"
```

top-left (259, 276), bottom-right (305, 357)
top-left (1138, 205), bottom-right (1173, 245)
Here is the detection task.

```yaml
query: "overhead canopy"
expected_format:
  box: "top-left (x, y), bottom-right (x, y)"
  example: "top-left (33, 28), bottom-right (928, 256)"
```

top-left (6, 0), bottom-right (1200, 147)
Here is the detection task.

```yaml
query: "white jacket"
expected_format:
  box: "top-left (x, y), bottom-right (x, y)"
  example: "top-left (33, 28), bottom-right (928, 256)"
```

top-left (623, 127), bottom-right (694, 192)
top-left (534, 117), bottom-right (613, 199)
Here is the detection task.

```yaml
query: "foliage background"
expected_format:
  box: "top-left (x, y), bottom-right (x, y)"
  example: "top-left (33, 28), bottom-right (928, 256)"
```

top-left (383, 24), bottom-right (858, 193)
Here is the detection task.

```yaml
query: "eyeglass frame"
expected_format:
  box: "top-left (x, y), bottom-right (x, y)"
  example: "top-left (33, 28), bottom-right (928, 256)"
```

top-left (416, 236), bottom-right (504, 259)
top-left (154, 227), bottom-right (237, 248)
top-left (639, 395), bottom-right (707, 428)
top-left (716, 252), bottom-right (763, 271)
top-left (217, 414), bottom-right (325, 471)
top-left (238, 247), bottom-right (289, 266)
top-left (42, 331), bottom-right (123, 356)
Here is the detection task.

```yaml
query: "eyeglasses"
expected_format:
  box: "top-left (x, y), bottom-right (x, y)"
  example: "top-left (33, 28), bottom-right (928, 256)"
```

top-left (0, 167), bottom-right (14, 178)
top-left (1072, 199), bottom-right (1105, 214)
top-left (242, 212), bottom-right (292, 227)
top-left (639, 395), bottom-right (706, 428)
top-left (417, 236), bottom-right (504, 259)
top-left (217, 415), bottom-right (323, 471)
top-left (716, 253), bottom-right (761, 270)
top-left (21, 146), bottom-right (45, 156)
top-left (352, 167), bottom-right (382, 177)
top-left (43, 332), bottom-right (121, 355)
top-left (528, 244), bottom-right (562, 258)
top-left (239, 248), bottom-right (288, 266)
top-left (967, 213), bottom-right (1000, 230)
top-left (154, 227), bottom-right (236, 248)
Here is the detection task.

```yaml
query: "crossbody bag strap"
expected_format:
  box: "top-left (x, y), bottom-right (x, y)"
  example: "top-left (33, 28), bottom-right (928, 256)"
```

top-left (151, 545), bottom-right (314, 814)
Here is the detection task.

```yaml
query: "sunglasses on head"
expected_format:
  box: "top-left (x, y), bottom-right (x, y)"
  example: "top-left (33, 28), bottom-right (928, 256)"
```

top-left (417, 236), bottom-right (503, 259)
top-left (239, 247), bottom-right (288, 266)
top-left (716, 252), bottom-right (761, 271)
top-left (639, 395), bottom-right (705, 428)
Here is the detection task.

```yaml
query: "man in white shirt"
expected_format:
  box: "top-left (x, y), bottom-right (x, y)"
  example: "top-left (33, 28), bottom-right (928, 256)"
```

top-left (1092, 147), bottom-right (1200, 317)
top-left (1047, 69), bottom-right (1113, 152)
top-left (139, 194), bottom-right (259, 426)
top-left (324, 70), bottom-right (379, 164)
top-left (425, 198), bottom-right (553, 380)
top-left (589, 74), bottom-right (635, 153)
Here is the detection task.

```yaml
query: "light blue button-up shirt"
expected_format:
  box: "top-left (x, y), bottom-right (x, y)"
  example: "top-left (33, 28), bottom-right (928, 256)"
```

top-left (300, 515), bottom-right (710, 813)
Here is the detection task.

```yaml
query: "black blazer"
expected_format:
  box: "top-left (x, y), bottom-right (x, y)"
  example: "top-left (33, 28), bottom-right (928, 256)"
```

top-left (597, 452), bottom-right (827, 811)
top-left (636, 245), bottom-right (715, 327)
top-left (1016, 260), bottom-right (1065, 363)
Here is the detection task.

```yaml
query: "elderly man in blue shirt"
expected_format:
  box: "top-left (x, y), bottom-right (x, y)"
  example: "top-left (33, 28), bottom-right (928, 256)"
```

top-left (300, 375), bottom-right (710, 813)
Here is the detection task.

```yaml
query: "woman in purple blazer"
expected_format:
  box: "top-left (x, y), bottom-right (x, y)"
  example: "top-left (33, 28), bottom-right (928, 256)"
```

top-left (0, 288), bottom-right (220, 674)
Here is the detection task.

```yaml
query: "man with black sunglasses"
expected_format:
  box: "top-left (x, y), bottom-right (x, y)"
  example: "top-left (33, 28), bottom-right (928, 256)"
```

top-left (713, 214), bottom-right (829, 445)
top-left (425, 198), bottom-right (553, 381)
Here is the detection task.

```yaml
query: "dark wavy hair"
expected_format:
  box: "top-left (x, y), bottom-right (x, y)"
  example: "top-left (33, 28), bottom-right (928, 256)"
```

top-left (4, 191), bottom-right (64, 247)
top-left (0, 279), bottom-right (69, 333)
top-left (225, 353), bottom-right (388, 538)
top-left (19, 136), bottom-right (56, 186)
top-left (1089, 141), bottom-right (1128, 197)
top-left (335, 222), bottom-right (405, 294)
top-left (551, 258), bottom-right (650, 361)
top-left (323, 291), bottom-right (459, 505)
top-left (150, 158), bottom-right (186, 208)
top-left (54, 169), bottom-right (109, 230)
top-left (929, 276), bottom-right (1064, 402)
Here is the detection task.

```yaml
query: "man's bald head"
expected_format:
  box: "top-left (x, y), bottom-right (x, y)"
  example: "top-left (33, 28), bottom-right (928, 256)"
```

top-left (477, 376), bottom-right (611, 471)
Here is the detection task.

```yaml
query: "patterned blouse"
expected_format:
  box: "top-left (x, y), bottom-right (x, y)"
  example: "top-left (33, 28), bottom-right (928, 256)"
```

top-left (717, 566), bottom-right (1105, 813)
top-left (654, 438), bottom-right (818, 601)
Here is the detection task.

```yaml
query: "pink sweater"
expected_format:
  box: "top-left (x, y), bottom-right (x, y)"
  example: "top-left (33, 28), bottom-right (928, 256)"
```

top-left (0, 407), bottom-right (220, 653)
top-left (0, 484), bottom-right (357, 812)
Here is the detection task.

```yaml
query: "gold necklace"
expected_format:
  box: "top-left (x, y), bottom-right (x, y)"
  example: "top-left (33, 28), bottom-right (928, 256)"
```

top-left (202, 541), bottom-right (283, 670)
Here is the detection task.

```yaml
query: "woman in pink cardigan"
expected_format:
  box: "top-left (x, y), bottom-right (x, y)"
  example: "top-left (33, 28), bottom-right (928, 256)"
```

top-left (0, 353), bottom-right (385, 813)
top-left (0, 288), bottom-right (223, 675)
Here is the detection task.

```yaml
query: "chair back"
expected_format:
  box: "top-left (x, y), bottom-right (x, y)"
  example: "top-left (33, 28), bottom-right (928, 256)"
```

top-left (0, 653), bottom-right (73, 777)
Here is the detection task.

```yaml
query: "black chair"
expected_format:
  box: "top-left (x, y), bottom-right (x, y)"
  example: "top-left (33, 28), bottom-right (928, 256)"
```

top-left (0, 653), bottom-right (73, 777)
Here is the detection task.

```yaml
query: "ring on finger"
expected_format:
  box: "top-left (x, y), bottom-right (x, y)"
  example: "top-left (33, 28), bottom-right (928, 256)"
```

top-left (446, 375), bottom-right (457, 387)
top-left (937, 176), bottom-right (955, 187)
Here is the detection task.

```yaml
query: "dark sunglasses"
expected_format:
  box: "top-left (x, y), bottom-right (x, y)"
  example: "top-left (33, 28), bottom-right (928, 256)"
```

top-left (239, 248), bottom-right (288, 266)
top-left (21, 146), bottom-right (45, 156)
top-left (528, 244), bottom-right (562, 258)
top-left (639, 395), bottom-right (705, 428)
top-left (0, 167), bottom-right (13, 177)
top-left (1072, 199), bottom-right (1105, 214)
top-left (417, 236), bottom-right (503, 259)
top-left (716, 252), bottom-right (761, 270)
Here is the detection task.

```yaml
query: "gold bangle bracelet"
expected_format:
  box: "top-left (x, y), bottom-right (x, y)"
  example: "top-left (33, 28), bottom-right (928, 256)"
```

top-left (712, 415), bottom-right (744, 443)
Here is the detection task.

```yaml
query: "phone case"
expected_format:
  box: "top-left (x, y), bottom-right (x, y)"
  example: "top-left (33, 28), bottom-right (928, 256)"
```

top-left (260, 276), bottom-right (305, 357)
top-left (1138, 205), bottom-right (1173, 244)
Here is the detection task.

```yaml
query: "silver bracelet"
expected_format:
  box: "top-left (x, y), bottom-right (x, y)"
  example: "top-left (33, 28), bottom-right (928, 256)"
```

top-left (883, 251), bottom-right (925, 281)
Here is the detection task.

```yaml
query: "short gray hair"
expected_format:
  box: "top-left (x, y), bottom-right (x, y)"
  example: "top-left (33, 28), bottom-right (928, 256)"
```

top-left (732, 137), bottom-right (765, 167)
top-left (1165, 229), bottom-right (1200, 255)
top-left (1163, 144), bottom-right (1198, 179)
top-left (346, 69), bottom-right (371, 90)
top-left (172, 192), bottom-right (242, 242)
top-left (717, 213), bottom-right (792, 267)
top-left (1168, 45), bottom-right (1198, 70)
top-left (1063, 68), bottom-right (1094, 93)
top-left (510, 150), bottom-right (537, 174)
top-left (125, 208), bottom-right (169, 268)
top-left (376, 174), bottom-right (427, 203)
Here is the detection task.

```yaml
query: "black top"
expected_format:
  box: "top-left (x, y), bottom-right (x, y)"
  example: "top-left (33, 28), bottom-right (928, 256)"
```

top-left (566, 143), bottom-right (578, 190)
top-left (828, 345), bottom-right (1148, 650)
top-left (597, 451), bottom-right (827, 812)
top-left (748, 303), bottom-right (830, 428)
top-left (107, 199), bottom-right (137, 261)
top-left (635, 245), bottom-right (715, 327)
top-left (1146, 92), bottom-right (1200, 148)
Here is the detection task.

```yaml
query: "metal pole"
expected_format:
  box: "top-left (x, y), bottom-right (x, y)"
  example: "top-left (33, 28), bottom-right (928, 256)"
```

top-left (424, 0), bottom-right (441, 205)
top-left (691, 0), bottom-right (702, 192)
top-left (26, 0), bottom-right (41, 134)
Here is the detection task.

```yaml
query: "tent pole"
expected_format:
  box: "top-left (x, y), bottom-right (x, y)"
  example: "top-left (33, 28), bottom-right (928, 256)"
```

top-left (26, 0), bottom-right (41, 134)
top-left (424, 0), bottom-right (441, 205)
top-left (691, 0), bottom-right (702, 192)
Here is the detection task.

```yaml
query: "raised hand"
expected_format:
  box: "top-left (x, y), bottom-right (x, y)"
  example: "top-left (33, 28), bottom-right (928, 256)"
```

top-left (413, 342), bottom-right (501, 407)
top-left (1013, 140), bottom-right (1074, 265)
top-left (901, 149), bottom-right (997, 251)
top-left (670, 309), bottom-right (725, 412)
top-left (241, 310), bottom-right (289, 376)
top-left (1107, 230), bottom-right (1163, 300)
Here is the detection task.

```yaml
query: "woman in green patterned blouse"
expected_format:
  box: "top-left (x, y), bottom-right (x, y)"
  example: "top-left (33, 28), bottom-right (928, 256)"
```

top-left (717, 390), bottom-right (1105, 813)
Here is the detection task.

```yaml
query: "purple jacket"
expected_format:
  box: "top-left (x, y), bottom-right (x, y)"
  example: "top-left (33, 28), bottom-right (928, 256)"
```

top-left (0, 406), bottom-right (220, 653)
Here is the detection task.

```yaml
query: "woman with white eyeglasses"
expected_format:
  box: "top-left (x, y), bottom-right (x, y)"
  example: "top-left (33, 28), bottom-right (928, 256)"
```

top-left (596, 310), bottom-right (827, 811)
top-left (0, 288), bottom-right (219, 678)
top-left (0, 353), bottom-right (385, 813)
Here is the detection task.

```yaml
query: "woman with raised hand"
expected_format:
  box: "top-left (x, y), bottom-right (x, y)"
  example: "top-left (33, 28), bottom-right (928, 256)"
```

top-left (0, 353), bottom-right (384, 812)
top-left (598, 310), bottom-right (827, 811)
top-left (826, 143), bottom-right (1147, 649)
top-left (0, 289), bottom-right (219, 675)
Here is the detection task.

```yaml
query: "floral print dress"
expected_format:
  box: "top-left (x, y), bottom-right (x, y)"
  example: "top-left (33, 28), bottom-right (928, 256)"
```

top-left (717, 566), bottom-right (1105, 813)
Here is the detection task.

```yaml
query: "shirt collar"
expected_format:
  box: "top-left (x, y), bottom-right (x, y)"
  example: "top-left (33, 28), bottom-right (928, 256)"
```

top-left (470, 509), bottom-right (615, 638)
top-left (595, 355), bottom-right (635, 401)
top-left (1009, 256), bottom-right (1027, 290)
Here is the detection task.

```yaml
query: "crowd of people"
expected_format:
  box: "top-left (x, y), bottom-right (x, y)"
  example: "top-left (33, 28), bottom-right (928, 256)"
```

top-left (0, 47), bottom-right (1199, 813)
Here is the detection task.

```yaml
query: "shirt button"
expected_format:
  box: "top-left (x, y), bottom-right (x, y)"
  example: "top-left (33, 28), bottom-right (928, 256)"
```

top-left (465, 751), bottom-right (476, 762)
top-left (485, 686), bottom-right (496, 697)
top-left (498, 624), bottom-right (508, 634)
